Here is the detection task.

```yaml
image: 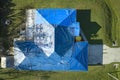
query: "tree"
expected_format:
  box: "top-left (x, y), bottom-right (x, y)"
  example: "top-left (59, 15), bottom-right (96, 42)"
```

top-left (0, 0), bottom-right (15, 51)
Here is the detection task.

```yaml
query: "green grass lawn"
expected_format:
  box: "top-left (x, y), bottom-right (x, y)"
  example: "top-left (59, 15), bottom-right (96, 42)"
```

top-left (1, 0), bottom-right (120, 48)
top-left (105, 0), bottom-right (120, 46)
top-left (5, 0), bottom-right (119, 47)
top-left (0, 63), bottom-right (120, 80)
top-left (1, 0), bottom-right (120, 79)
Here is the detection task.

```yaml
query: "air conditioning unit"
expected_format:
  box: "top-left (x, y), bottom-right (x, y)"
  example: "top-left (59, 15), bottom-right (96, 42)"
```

top-left (1, 56), bottom-right (14, 68)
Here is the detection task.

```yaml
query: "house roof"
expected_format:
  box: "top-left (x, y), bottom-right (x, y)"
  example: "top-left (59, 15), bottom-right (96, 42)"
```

top-left (14, 9), bottom-right (88, 71)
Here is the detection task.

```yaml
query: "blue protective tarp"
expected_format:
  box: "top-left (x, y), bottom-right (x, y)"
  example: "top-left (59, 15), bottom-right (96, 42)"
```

top-left (37, 9), bottom-right (76, 26)
top-left (14, 9), bottom-right (88, 71)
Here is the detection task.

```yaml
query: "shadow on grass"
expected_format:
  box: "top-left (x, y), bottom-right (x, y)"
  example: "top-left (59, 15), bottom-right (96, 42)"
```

top-left (0, 68), bottom-right (57, 80)
top-left (77, 10), bottom-right (103, 65)
top-left (0, 0), bottom-right (34, 49)
top-left (0, 0), bottom-right (16, 51)
top-left (77, 9), bottom-right (102, 44)
top-left (0, 0), bottom-right (15, 36)
top-left (0, 78), bottom-right (5, 80)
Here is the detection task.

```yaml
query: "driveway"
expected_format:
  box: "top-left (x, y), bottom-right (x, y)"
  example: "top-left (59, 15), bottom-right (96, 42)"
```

top-left (103, 45), bottom-right (120, 64)
top-left (88, 44), bottom-right (120, 64)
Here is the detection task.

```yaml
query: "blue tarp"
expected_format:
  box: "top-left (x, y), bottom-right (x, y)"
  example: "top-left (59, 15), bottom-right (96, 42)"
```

top-left (14, 9), bottom-right (88, 71)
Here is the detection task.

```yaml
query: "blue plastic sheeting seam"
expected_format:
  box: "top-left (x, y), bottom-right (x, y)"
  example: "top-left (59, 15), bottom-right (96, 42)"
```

top-left (14, 9), bottom-right (88, 71)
